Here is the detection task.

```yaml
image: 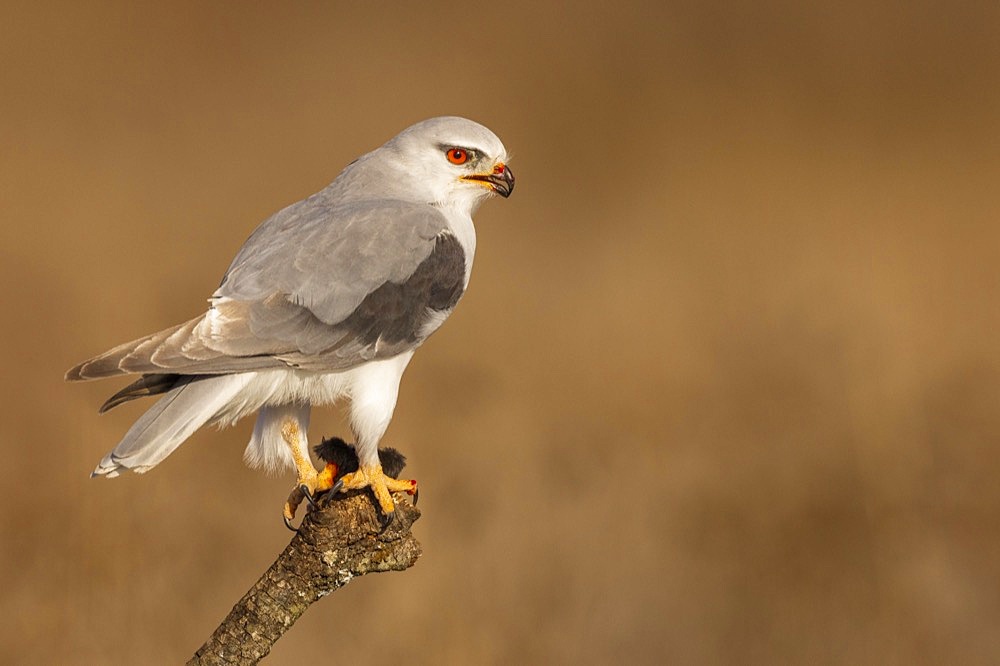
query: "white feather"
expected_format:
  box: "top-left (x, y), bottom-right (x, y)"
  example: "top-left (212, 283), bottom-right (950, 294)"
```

top-left (82, 116), bottom-right (510, 483)
top-left (238, 351), bottom-right (414, 473)
top-left (92, 374), bottom-right (254, 477)
top-left (244, 403), bottom-right (310, 473)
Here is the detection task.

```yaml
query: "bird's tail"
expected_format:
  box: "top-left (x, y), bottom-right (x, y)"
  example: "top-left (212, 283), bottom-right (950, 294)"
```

top-left (92, 374), bottom-right (253, 477)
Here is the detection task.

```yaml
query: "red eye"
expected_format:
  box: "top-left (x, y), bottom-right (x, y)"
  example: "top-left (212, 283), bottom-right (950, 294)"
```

top-left (446, 148), bottom-right (468, 165)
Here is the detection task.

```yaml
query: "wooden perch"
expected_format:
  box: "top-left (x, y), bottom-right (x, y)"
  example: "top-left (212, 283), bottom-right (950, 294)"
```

top-left (188, 440), bottom-right (422, 665)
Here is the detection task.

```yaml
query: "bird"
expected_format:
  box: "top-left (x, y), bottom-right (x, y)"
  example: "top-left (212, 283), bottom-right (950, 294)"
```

top-left (66, 116), bottom-right (514, 528)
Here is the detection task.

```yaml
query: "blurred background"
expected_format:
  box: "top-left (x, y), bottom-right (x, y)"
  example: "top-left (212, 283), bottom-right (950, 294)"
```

top-left (2, 1), bottom-right (999, 663)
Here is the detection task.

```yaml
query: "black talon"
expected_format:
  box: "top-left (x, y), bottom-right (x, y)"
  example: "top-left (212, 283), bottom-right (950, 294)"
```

top-left (331, 478), bottom-right (344, 495)
top-left (283, 514), bottom-right (298, 533)
top-left (300, 484), bottom-right (318, 509)
top-left (412, 487), bottom-right (419, 506)
top-left (378, 510), bottom-right (394, 531)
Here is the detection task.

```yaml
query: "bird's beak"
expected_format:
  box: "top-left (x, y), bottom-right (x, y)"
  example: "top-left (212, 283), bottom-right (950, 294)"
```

top-left (463, 162), bottom-right (515, 198)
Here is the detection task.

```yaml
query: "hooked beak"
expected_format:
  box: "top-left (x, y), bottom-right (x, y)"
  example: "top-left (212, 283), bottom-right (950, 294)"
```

top-left (463, 162), bottom-right (515, 198)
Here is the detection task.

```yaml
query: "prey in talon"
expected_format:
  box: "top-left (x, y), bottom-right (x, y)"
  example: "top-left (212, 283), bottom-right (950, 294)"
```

top-left (65, 117), bottom-right (512, 527)
top-left (283, 438), bottom-right (416, 531)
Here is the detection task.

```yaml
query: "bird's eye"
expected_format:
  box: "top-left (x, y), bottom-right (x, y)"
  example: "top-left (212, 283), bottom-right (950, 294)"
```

top-left (446, 148), bottom-right (468, 165)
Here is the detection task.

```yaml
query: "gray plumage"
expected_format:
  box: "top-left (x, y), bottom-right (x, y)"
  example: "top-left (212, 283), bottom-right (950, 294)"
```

top-left (67, 201), bottom-right (459, 379)
top-left (67, 116), bottom-right (513, 482)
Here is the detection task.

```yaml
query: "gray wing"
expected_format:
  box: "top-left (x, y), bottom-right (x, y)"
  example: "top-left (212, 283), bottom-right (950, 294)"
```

top-left (218, 195), bottom-right (448, 324)
top-left (67, 196), bottom-right (467, 382)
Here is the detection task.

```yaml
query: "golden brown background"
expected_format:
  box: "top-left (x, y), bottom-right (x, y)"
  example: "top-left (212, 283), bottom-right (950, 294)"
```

top-left (3, 1), bottom-right (999, 663)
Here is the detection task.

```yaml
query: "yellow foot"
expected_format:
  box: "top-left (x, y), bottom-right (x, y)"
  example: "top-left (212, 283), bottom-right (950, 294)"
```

top-left (282, 462), bottom-right (338, 531)
top-left (338, 464), bottom-right (417, 523)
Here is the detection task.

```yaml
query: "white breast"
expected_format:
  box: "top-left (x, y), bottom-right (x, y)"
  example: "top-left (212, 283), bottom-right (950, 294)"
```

top-left (442, 207), bottom-right (477, 287)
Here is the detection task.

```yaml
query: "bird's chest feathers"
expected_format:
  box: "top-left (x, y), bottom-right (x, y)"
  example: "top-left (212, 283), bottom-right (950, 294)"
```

top-left (440, 208), bottom-right (477, 287)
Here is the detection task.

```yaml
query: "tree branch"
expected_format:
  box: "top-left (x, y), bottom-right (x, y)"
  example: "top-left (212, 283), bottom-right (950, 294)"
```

top-left (188, 442), bottom-right (422, 665)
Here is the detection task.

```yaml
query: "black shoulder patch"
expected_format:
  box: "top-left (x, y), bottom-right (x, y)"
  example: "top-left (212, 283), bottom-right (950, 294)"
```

top-left (341, 233), bottom-right (466, 346)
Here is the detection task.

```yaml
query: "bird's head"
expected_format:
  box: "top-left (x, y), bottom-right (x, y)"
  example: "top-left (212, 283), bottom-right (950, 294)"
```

top-left (378, 116), bottom-right (514, 213)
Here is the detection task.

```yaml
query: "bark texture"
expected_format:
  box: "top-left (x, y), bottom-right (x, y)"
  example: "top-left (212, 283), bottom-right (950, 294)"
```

top-left (187, 490), bottom-right (421, 665)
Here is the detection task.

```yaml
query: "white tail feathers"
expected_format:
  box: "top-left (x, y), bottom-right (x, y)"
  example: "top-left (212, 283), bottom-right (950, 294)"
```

top-left (91, 374), bottom-right (254, 477)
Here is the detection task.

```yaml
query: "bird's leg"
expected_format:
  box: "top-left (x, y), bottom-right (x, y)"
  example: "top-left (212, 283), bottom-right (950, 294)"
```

top-left (336, 354), bottom-right (417, 524)
top-left (337, 462), bottom-right (417, 518)
top-left (281, 419), bottom-right (336, 529)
